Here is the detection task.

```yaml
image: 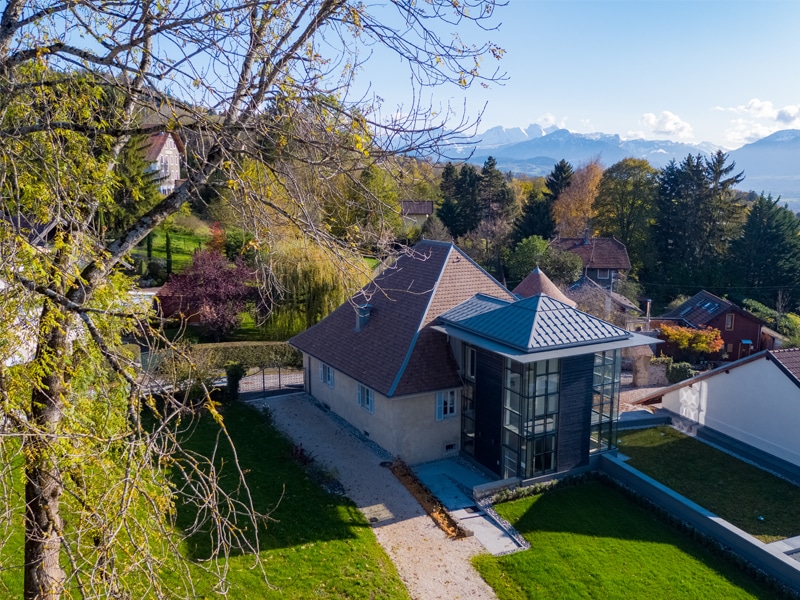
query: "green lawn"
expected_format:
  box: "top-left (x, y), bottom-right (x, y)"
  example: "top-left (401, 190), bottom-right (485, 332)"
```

top-left (617, 426), bottom-right (800, 542)
top-left (473, 481), bottom-right (785, 600)
top-left (0, 403), bottom-right (408, 599)
top-left (133, 227), bottom-right (209, 273)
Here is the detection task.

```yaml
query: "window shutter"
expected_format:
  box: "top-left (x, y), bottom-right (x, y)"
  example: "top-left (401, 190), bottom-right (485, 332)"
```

top-left (330, 369), bottom-right (334, 386)
top-left (357, 386), bottom-right (362, 406)
top-left (435, 392), bottom-right (443, 421)
top-left (320, 363), bottom-right (324, 382)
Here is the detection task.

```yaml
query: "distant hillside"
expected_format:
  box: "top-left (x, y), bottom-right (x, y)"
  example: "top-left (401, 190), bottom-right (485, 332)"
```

top-left (453, 126), bottom-right (800, 203)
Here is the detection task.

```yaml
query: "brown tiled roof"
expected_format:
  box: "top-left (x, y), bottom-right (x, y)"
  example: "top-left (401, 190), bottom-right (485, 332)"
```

top-left (512, 268), bottom-right (577, 307)
top-left (143, 132), bottom-right (184, 162)
top-left (550, 237), bottom-right (632, 271)
top-left (289, 240), bottom-right (514, 397)
top-left (770, 348), bottom-right (800, 385)
top-left (658, 290), bottom-right (734, 326)
top-left (401, 201), bottom-right (434, 216)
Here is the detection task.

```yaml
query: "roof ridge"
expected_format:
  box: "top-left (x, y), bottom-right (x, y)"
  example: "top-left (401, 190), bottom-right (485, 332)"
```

top-left (387, 244), bottom-right (452, 396)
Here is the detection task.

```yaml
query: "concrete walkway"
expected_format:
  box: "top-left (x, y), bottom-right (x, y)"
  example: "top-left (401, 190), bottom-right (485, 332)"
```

top-left (413, 459), bottom-right (524, 555)
top-left (244, 393), bottom-right (497, 600)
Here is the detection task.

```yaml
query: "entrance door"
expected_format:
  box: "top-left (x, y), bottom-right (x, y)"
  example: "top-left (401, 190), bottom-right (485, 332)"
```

top-left (472, 350), bottom-right (503, 475)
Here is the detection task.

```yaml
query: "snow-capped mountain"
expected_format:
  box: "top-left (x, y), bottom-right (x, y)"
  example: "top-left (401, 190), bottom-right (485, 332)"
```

top-left (454, 125), bottom-right (800, 203)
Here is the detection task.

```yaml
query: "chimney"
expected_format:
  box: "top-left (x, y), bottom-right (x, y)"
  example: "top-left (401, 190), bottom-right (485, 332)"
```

top-left (583, 227), bottom-right (590, 245)
top-left (355, 304), bottom-right (372, 332)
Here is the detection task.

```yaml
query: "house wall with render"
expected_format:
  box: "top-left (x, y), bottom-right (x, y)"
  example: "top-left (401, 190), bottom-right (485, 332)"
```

top-left (661, 355), bottom-right (800, 467)
top-left (304, 354), bottom-right (461, 464)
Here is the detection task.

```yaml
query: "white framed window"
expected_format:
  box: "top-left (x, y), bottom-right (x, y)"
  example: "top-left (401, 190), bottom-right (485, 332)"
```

top-left (358, 384), bottom-right (374, 413)
top-left (436, 389), bottom-right (459, 421)
top-left (597, 269), bottom-right (610, 279)
top-left (725, 313), bottom-right (734, 330)
top-left (320, 363), bottom-right (334, 387)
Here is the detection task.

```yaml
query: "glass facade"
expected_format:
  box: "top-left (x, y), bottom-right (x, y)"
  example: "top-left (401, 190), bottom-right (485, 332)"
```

top-left (590, 350), bottom-right (621, 453)
top-left (461, 344), bottom-right (622, 479)
top-left (500, 358), bottom-right (559, 479)
top-left (461, 345), bottom-right (476, 457)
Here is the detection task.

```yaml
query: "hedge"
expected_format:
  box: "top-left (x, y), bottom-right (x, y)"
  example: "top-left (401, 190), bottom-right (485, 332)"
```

top-left (189, 341), bottom-right (302, 370)
top-left (145, 341), bottom-right (302, 375)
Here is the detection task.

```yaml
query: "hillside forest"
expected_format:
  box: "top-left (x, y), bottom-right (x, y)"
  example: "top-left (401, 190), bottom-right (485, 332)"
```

top-left (134, 146), bottom-right (800, 345)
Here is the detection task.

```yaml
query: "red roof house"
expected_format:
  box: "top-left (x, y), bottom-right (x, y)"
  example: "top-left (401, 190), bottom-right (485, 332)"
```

top-left (655, 290), bottom-right (781, 360)
top-left (550, 236), bottom-right (631, 288)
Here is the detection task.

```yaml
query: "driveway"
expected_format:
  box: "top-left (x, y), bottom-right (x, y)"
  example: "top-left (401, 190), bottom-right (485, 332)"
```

top-left (244, 392), bottom-right (497, 600)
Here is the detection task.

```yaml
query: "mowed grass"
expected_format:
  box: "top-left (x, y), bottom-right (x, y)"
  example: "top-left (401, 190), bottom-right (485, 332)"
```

top-left (133, 227), bottom-right (209, 273)
top-left (617, 426), bottom-right (800, 542)
top-left (0, 403), bottom-right (408, 599)
top-left (473, 481), bottom-right (785, 600)
top-left (172, 401), bottom-right (409, 598)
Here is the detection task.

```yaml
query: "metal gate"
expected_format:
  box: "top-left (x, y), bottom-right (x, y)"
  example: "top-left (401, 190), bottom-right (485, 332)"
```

top-left (238, 367), bottom-right (304, 398)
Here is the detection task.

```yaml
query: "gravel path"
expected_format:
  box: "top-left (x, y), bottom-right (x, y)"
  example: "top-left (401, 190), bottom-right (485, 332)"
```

top-left (246, 393), bottom-right (497, 600)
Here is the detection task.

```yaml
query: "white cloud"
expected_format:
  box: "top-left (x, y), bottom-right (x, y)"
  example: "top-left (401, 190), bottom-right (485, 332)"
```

top-left (776, 105), bottom-right (800, 124)
top-left (724, 119), bottom-right (776, 147)
top-left (720, 99), bottom-right (800, 126)
top-left (718, 98), bottom-right (800, 147)
top-left (640, 111), bottom-right (694, 139)
top-left (537, 113), bottom-right (568, 129)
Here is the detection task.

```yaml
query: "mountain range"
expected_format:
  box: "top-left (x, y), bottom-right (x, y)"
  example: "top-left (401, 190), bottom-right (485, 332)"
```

top-left (452, 126), bottom-right (800, 205)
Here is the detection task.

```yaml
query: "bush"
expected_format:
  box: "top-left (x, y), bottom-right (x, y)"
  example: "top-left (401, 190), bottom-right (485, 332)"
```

top-left (224, 361), bottom-right (247, 401)
top-left (667, 361), bottom-right (695, 384)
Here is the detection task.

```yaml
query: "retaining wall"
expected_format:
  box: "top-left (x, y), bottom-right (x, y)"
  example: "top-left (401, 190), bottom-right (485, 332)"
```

top-left (600, 454), bottom-right (800, 595)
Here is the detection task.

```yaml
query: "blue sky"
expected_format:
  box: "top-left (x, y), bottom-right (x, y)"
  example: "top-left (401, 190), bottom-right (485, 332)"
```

top-left (356, 1), bottom-right (800, 149)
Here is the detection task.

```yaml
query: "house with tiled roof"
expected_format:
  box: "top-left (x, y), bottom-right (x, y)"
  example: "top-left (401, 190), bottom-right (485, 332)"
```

top-left (290, 240), bottom-right (655, 479)
top-left (400, 200), bottom-right (435, 228)
top-left (550, 235), bottom-right (631, 289)
top-left (655, 290), bottom-right (782, 360)
top-left (633, 348), bottom-right (800, 470)
top-left (144, 132), bottom-right (184, 195)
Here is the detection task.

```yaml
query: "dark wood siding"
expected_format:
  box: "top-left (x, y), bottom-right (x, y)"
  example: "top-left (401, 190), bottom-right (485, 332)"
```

top-left (474, 349), bottom-right (503, 475)
top-left (557, 354), bottom-right (593, 471)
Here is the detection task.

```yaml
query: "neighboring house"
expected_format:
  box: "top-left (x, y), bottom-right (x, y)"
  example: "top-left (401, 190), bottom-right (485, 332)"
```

top-left (290, 240), bottom-right (654, 480)
top-left (566, 275), bottom-right (641, 326)
top-left (0, 212), bottom-right (59, 248)
top-left (400, 201), bottom-right (434, 228)
top-left (512, 267), bottom-right (577, 307)
top-left (144, 132), bottom-right (184, 196)
top-left (655, 290), bottom-right (782, 360)
top-left (550, 235), bottom-right (631, 289)
top-left (634, 349), bottom-right (800, 469)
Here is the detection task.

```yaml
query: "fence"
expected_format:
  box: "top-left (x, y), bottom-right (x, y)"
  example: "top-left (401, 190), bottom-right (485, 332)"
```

top-left (238, 366), bottom-right (304, 399)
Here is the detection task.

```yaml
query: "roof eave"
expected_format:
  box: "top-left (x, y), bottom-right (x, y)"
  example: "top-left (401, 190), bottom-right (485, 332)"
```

top-left (433, 325), bottom-right (658, 364)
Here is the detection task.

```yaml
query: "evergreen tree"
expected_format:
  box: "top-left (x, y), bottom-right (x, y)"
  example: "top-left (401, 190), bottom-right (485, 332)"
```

top-left (513, 185), bottom-right (556, 244)
top-left (452, 163), bottom-right (481, 236)
top-left (651, 152), bottom-right (745, 295)
top-left (478, 156), bottom-right (516, 223)
top-left (545, 159), bottom-right (574, 201)
top-left (108, 134), bottom-right (162, 234)
top-left (437, 162), bottom-right (460, 236)
top-left (729, 194), bottom-right (800, 306)
top-left (165, 230), bottom-right (173, 275)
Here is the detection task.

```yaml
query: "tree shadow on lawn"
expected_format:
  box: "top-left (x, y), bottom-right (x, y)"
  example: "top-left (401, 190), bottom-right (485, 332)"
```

top-left (617, 427), bottom-right (800, 542)
top-left (489, 480), bottom-right (786, 599)
top-left (173, 402), bottom-right (368, 561)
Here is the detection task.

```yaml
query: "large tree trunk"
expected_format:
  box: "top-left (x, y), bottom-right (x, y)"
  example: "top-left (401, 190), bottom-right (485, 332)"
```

top-left (24, 302), bottom-right (68, 600)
